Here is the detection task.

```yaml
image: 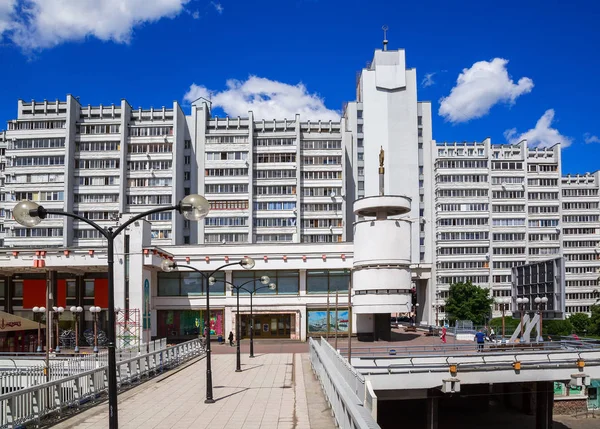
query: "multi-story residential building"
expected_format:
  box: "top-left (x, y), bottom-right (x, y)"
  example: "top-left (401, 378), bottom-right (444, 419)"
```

top-left (561, 173), bottom-right (600, 314)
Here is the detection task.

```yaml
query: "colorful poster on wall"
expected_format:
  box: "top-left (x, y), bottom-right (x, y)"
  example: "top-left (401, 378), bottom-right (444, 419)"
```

top-left (553, 382), bottom-right (565, 396)
top-left (328, 310), bottom-right (349, 333)
top-left (307, 310), bottom-right (329, 333)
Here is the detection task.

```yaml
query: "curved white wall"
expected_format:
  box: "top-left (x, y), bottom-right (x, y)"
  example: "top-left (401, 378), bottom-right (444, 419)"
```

top-left (353, 219), bottom-right (411, 266)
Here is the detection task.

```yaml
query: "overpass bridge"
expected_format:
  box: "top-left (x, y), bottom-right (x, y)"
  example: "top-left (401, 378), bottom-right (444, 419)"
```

top-left (309, 338), bottom-right (600, 429)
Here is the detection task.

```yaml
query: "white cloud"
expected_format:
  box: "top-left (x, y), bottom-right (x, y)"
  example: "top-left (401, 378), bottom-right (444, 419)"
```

top-left (0, 0), bottom-right (190, 50)
top-left (584, 133), bottom-right (600, 144)
top-left (0, 0), bottom-right (16, 35)
top-left (421, 72), bottom-right (435, 88)
top-left (183, 76), bottom-right (340, 121)
top-left (211, 1), bottom-right (223, 14)
top-left (439, 58), bottom-right (534, 123)
top-left (504, 109), bottom-right (572, 148)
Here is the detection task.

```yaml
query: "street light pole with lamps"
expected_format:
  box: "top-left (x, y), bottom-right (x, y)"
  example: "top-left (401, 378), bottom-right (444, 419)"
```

top-left (161, 256), bottom-right (256, 403)
top-left (516, 297), bottom-right (529, 341)
top-left (33, 306), bottom-right (45, 352)
top-left (212, 276), bottom-right (275, 370)
top-left (495, 297), bottom-right (510, 341)
top-left (90, 306), bottom-right (102, 353)
top-left (52, 306), bottom-right (64, 352)
top-left (534, 296), bottom-right (549, 342)
top-left (13, 194), bottom-right (211, 429)
top-left (70, 306), bottom-right (83, 353)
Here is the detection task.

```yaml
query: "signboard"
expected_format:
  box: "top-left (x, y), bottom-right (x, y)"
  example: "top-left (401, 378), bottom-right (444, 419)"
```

top-left (0, 311), bottom-right (42, 332)
top-left (511, 257), bottom-right (566, 320)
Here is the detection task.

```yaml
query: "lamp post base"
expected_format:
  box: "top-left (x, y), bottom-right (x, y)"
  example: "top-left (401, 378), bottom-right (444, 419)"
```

top-left (235, 369), bottom-right (242, 372)
top-left (93, 346), bottom-right (99, 353)
top-left (74, 346), bottom-right (79, 353)
top-left (56, 346), bottom-right (61, 353)
top-left (36, 346), bottom-right (42, 353)
top-left (204, 399), bottom-right (215, 404)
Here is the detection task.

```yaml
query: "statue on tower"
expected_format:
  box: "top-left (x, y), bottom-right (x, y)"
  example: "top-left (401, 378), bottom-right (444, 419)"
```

top-left (379, 146), bottom-right (385, 168)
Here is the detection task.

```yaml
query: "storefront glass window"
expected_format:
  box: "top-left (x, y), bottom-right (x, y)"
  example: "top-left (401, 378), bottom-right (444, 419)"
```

top-left (181, 272), bottom-right (203, 295)
top-left (277, 271), bottom-right (299, 295)
top-left (329, 270), bottom-right (349, 292)
top-left (254, 271), bottom-right (276, 294)
top-left (158, 272), bottom-right (180, 296)
top-left (13, 282), bottom-right (23, 298)
top-left (307, 271), bottom-right (328, 293)
top-left (232, 273), bottom-right (253, 295)
top-left (84, 280), bottom-right (95, 297)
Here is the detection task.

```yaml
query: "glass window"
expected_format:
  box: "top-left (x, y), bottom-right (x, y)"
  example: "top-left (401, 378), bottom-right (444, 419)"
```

top-left (232, 272), bottom-right (254, 295)
top-left (67, 280), bottom-right (77, 298)
top-left (307, 271), bottom-right (329, 293)
top-left (254, 271), bottom-right (276, 294)
top-left (181, 272), bottom-right (203, 295)
top-left (329, 271), bottom-right (349, 292)
top-left (84, 280), bottom-right (95, 297)
top-left (277, 271), bottom-right (299, 295)
top-left (158, 273), bottom-right (180, 296)
top-left (207, 272), bottom-right (225, 296)
top-left (0, 281), bottom-right (5, 298)
top-left (13, 282), bottom-right (23, 298)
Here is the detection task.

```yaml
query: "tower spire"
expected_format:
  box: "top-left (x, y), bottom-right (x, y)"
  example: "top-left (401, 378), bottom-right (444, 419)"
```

top-left (382, 25), bottom-right (388, 51)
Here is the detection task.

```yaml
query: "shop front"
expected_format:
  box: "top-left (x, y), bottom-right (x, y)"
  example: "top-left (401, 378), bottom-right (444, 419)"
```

top-left (0, 310), bottom-right (44, 352)
top-left (157, 309), bottom-right (224, 343)
top-left (239, 313), bottom-right (295, 339)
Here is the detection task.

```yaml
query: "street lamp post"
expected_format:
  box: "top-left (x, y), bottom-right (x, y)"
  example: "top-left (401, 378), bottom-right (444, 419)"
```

top-left (13, 194), bottom-right (210, 429)
top-left (534, 296), bottom-right (549, 342)
top-left (161, 256), bottom-right (256, 403)
top-left (214, 276), bottom-right (275, 368)
top-left (70, 306), bottom-right (83, 352)
top-left (495, 297), bottom-right (510, 340)
top-left (516, 297), bottom-right (529, 341)
top-left (52, 306), bottom-right (65, 352)
top-left (90, 306), bottom-right (102, 353)
top-left (33, 306), bottom-right (46, 352)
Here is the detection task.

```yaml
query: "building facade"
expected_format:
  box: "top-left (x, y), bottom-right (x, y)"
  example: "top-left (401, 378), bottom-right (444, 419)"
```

top-left (0, 42), bottom-right (598, 348)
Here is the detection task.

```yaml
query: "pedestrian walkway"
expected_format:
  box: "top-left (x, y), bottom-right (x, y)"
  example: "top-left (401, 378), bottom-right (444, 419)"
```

top-left (53, 353), bottom-right (336, 429)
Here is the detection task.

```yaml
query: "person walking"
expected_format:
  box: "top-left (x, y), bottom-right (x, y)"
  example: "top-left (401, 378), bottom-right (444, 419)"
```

top-left (441, 326), bottom-right (447, 344)
top-left (475, 329), bottom-right (486, 352)
top-left (490, 327), bottom-right (496, 342)
top-left (228, 331), bottom-right (234, 347)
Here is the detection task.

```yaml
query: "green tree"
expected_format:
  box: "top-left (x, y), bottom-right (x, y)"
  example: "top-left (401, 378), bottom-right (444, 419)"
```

top-left (543, 319), bottom-right (573, 337)
top-left (445, 281), bottom-right (494, 325)
top-left (589, 305), bottom-right (600, 335)
top-left (568, 313), bottom-right (590, 335)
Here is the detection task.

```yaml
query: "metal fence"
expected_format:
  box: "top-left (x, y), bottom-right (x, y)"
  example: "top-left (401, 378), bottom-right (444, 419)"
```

top-left (309, 337), bottom-right (380, 429)
top-left (0, 339), bottom-right (202, 429)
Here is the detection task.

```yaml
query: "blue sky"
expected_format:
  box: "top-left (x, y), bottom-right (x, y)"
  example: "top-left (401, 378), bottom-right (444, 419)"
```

top-left (1, 0), bottom-right (599, 174)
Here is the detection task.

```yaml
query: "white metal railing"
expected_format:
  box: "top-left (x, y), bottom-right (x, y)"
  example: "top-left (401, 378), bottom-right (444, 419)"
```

top-left (309, 337), bottom-right (380, 429)
top-left (319, 336), bottom-right (366, 402)
top-left (0, 339), bottom-right (203, 429)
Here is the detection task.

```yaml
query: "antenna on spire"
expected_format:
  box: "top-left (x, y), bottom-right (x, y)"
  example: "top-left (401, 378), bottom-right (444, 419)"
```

top-left (382, 25), bottom-right (389, 51)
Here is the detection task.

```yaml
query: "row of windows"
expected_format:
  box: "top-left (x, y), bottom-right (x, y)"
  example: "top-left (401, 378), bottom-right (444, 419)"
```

top-left (129, 126), bottom-right (173, 137)
top-left (566, 288), bottom-right (598, 294)
top-left (302, 203), bottom-right (342, 211)
top-left (205, 184), bottom-right (249, 194)
top-left (492, 191), bottom-right (524, 199)
top-left (529, 233), bottom-right (559, 241)
top-left (436, 160), bottom-right (488, 169)
top-left (210, 200), bottom-right (249, 210)
top-left (126, 195), bottom-right (172, 205)
top-left (492, 205), bottom-right (524, 213)
top-left (12, 138), bottom-right (65, 149)
top-left (128, 143), bottom-right (172, 153)
top-left (564, 215), bottom-right (600, 223)
top-left (206, 135), bottom-right (248, 144)
top-left (13, 228), bottom-right (64, 237)
top-left (255, 169), bottom-right (295, 179)
top-left (437, 189), bottom-right (488, 198)
top-left (302, 156), bottom-right (341, 165)
top-left (254, 202), bottom-right (296, 211)
top-left (493, 247), bottom-right (526, 255)
top-left (529, 164), bottom-right (558, 172)
top-left (564, 228), bottom-right (598, 235)
top-left (77, 141), bottom-right (119, 151)
top-left (301, 235), bottom-right (343, 243)
top-left (566, 267), bottom-right (600, 274)
top-left (563, 202), bottom-right (599, 210)
top-left (437, 174), bottom-right (488, 183)
top-left (438, 247), bottom-right (488, 255)
top-left (491, 176), bottom-right (524, 184)
top-left (439, 204), bottom-right (488, 212)
top-left (256, 234), bottom-right (294, 242)
top-left (255, 138), bottom-right (295, 146)
top-left (563, 189), bottom-right (599, 197)
top-left (74, 194), bottom-right (119, 203)
top-left (438, 232), bottom-right (489, 241)
top-left (564, 240), bottom-right (600, 248)
top-left (528, 192), bottom-right (559, 200)
top-left (529, 206), bottom-right (559, 214)
top-left (302, 187), bottom-right (341, 197)
top-left (203, 217), bottom-right (248, 226)
top-left (492, 218), bottom-right (525, 227)
top-left (438, 218), bottom-right (488, 226)
top-left (565, 254), bottom-right (600, 261)
top-left (528, 178), bottom-right (558, 187)
top-left (207, 151), bottom-right (249, 161)
top-left (10, 173), bottom-right (63, 184)
top-left (77, 124), bottom-right (120, 134)
top-left (437, 261), bottom-right (487, 269)
top-left (493, 260), bottom-right (525, 269)
top-left (127, 161), bottom-right (171, 170)
top-left (303, 219), bottom-right (343, 228)
top-left (529, 219), bottom-right (559, 227)
top-left (566, 306), bottom-right (591, 314)
top-left (74, 211), bottom-right (118, 220)
top-left (148, 212), bottom-right (172, 221)
top-left (14, 156), bottom-right (64, 166)
top-left (493, 233), bottom-right (525, 241)
top-left (151, 229), bottom-right (171, 239)
top-left (529, 247), bottom-right (560, 255)
top-left (9, 120), bottom-right (66, 130)
top-left (206, 168), bottom-right (248, 177)
top-left (493, 275), bottom-right (511, 283)
top-left (15, 191), bottom-right (64, 201)
top-left (492, 161), bottom-right (523, 170)
top-left (302, 171), bottom-right (342, 180)
top-left (127, 178), bottom-right (171, 187)
top-left (255, 218), bottom-right (296, 227)
top-left (77, 176), bottom-right (119, 186)
top-left (78, 159), bottom-right (119, 169)
top-left (301, 140), bottom-right (341, 150)
top-left (255, 185), bottom-right (295, 195)
top-left (439, 276), bottom-right (489, 284)
top-left (205, 233), bottom-right (248, 243)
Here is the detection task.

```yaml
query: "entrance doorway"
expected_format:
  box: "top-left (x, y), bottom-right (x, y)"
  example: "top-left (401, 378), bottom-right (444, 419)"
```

top-left (240, 314), bottom-right (292, 339)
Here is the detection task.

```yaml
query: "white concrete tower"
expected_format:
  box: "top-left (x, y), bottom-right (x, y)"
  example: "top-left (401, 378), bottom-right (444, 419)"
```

top-left (352, 149), bottom-right (413, 341)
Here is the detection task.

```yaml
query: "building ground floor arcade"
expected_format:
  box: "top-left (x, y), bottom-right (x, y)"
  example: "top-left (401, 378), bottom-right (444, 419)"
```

top-left (0, 225), bottom-right (434, 345)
